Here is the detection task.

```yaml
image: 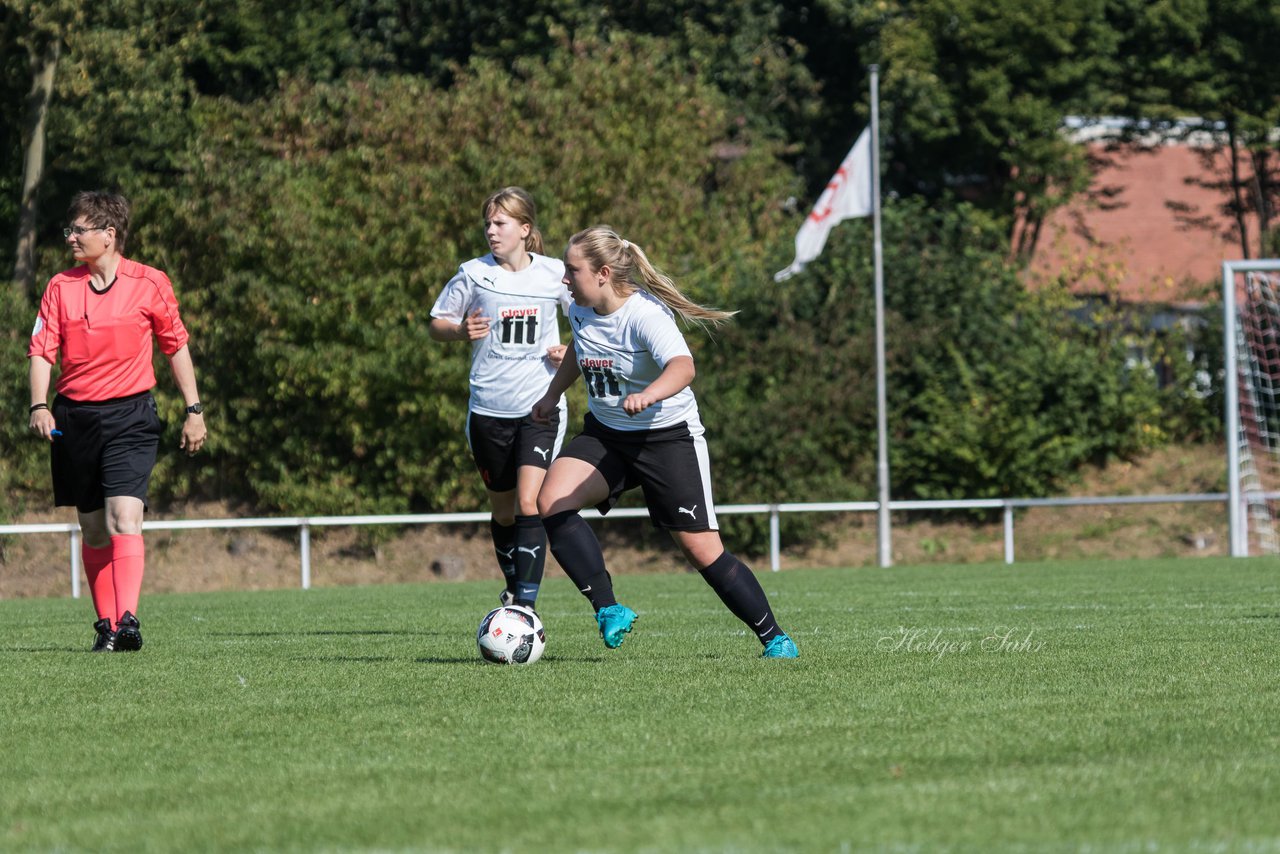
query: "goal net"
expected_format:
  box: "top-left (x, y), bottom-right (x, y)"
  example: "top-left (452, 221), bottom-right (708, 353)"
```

top-left (1225, 260), bottom-right (1280, 556)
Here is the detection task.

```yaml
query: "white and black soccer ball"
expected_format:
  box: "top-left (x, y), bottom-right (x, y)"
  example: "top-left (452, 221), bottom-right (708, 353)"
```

top-left (476, 604), bottom-right (546, 665)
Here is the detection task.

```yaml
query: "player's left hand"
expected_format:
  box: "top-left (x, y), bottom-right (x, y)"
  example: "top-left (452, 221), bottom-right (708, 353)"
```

top-left (546, 344), bottom-right (567, 368)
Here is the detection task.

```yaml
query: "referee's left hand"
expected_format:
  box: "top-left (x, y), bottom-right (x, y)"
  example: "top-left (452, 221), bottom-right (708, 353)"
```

top-left (180, 413), bottom-right (207, 456)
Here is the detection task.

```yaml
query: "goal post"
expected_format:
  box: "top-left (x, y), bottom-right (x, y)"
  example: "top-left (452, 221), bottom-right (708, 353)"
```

top-left (1224, 259), bottom-right (1280, 557)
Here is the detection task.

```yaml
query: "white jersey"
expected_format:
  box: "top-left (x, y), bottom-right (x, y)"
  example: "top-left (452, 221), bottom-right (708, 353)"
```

top-left (569, 290), bottom-right (700, 431)
top-left (431, 253), bottom-right (571, 418)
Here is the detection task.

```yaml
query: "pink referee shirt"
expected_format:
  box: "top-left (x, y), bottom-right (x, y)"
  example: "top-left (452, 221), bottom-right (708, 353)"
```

top-left (28, 257), bottom-right (189, 402)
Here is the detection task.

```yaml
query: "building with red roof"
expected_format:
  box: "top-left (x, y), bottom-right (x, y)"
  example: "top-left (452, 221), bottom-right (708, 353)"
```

top-left (1019, 120), bottom-right (1265, 308)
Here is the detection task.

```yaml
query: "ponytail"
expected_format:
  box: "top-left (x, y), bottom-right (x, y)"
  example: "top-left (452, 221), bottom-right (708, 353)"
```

top-left (525, 225), bottom-right (544, 255)
top-left (566, 226), bottom-right (735, 328)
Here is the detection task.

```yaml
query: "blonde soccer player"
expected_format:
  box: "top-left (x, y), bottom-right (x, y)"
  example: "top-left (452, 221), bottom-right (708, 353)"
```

top-left (428, 188), bottom-right (570, 609)
top-left (532, 226), bottom-right (798, 658)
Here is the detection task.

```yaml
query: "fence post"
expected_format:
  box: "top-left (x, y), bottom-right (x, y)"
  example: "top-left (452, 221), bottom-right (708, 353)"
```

top-left (1003, 503), bottom-right (1015, 565)
top-left (769, 505), bottom-right (781, 571)
top-left (70, 527), bottom-right (82, 599)
top-left (300, 522), bottom-right (312, 590)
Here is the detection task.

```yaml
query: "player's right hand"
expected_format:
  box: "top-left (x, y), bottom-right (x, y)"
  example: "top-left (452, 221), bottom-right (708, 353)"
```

top-left (29, 408), bottom-right (57, 442)
top-left (531, 396), bottom-right (556, 424)
top-left (459, 308), bottom-right (491, 340)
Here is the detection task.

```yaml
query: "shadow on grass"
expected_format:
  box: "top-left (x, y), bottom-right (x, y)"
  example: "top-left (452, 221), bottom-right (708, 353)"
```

top-left (212, 630), bottom-right (428, 637)
top-left (413, 655), bottom-right (609, 664)
top-left (289, 655), bottom-right (402, 663)
top-left (0, 646), bottom-right (85, 653)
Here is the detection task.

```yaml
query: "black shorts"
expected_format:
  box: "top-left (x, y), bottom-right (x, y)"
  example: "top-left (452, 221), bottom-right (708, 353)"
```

top-left (51, 391), bottom-right (162, 513)
top-left (467, 410), bottom-right (565, 492)
top-left (560, 412), bottom-right (718, 531)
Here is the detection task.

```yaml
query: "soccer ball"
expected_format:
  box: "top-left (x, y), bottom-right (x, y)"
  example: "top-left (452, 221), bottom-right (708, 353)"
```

top-left (476, 604), bottom-right (546, 665)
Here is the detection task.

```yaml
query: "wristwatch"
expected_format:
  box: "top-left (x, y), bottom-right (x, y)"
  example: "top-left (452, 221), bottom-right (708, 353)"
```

top-left (185, 402), bottom-right (204, 415)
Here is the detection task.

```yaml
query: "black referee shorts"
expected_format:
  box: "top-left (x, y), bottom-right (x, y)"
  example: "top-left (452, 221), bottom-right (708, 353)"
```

top-left (560, 412), bottom-right (719, 532)
top-left (50, 391), bottom-right (162, 513)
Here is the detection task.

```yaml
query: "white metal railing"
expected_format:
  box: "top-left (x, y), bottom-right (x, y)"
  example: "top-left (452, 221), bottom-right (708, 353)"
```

top-left (3, 491), bottom-right (1256, 599)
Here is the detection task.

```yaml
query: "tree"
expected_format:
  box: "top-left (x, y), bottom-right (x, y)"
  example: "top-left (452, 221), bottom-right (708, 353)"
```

top-left (2, 0), bottom-right (374, 295)
top-left (699, 197), bottom-right (1166, 553)
top-left (347, 0), bottom-right (820, 136)
top-left (0, 0), bottom-right (1220, 531)
top-left (811, 0), bottom-right (1121, 244)
top-left (147, 33), bottom-right (795, 514)
top-left (1111, 0), bottom-right (1280, 258)
top-left (3, 0), bottom-right (70, 298)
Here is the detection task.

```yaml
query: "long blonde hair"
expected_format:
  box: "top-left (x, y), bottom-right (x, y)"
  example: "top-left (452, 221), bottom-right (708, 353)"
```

top-left (566, 226), bottom-right (735, 326)
top-left (483, 187), bottom-right (544, 254)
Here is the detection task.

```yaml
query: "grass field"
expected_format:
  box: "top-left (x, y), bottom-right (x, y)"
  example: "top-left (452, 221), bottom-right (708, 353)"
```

top-left (2, 557), bottom-right (1279, 853)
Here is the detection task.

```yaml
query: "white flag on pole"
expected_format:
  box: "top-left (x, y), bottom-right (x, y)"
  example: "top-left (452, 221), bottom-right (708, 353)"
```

top-left (774, 127), bottom-right (873, 282)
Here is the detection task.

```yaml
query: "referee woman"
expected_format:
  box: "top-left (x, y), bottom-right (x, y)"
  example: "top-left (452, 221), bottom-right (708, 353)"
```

top-left (28, 191), bottom-right (207, 652)
top-left (532, 226), bottom-right (798, 658)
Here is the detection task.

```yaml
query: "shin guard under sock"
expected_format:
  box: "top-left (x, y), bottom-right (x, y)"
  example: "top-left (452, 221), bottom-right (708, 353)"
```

top-left (513, 514), bottom-right (547, 606)
top-left (82, 544), bottom-right (116, 626)
top-left (111, 534), bottom-right (146, 621)
top-left (490, 519), bottom-right (518, 593)
top-left (542, 509), bottom-right (616, 611)
top-left (699, 551), bottom-right (782, 643)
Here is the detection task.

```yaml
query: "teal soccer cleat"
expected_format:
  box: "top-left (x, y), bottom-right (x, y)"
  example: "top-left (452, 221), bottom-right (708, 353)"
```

top-left (761, 633), bottom-right (799, 659)
top-left (595, 604), bottom-right (638, 649)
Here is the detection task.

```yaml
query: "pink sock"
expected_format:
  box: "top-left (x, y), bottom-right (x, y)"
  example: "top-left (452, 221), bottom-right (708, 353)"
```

top-left (83, 544), bottom-right (116, 626)
top-left (111, 534), bottom-right (146, 620)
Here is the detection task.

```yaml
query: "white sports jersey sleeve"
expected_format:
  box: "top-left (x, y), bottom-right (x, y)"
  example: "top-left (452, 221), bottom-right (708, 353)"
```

top-left (430, 270), bottom-right (473, 324)
top-left (632, 301), bottom-right (692, 368)
top-left (431, 253), bottom-right (568, 418)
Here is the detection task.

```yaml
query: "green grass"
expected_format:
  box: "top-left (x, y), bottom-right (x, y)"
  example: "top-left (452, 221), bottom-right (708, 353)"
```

top-left (3, 558), bottom-right (1279, 853)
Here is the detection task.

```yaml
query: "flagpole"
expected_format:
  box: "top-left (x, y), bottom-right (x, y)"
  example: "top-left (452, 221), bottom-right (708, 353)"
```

top-left (870, 65), bottom-right (891, 568)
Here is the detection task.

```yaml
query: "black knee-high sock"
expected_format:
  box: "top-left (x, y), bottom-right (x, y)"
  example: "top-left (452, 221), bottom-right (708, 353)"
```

top-left (542, 509), bottom-right (616, 611)
top-left (699, 551), bottom-right (782, 644)
top-left (490, 519), bottom-right (517, 594)
top-left (513, 514), bottom-right (547, 607)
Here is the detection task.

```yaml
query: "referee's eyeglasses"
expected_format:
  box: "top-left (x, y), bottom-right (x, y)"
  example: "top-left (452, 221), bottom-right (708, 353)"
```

top-left (63, 225), bottom-right (107, 238)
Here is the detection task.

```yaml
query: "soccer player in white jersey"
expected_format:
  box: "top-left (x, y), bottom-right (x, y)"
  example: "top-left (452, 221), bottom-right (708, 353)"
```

top-left (429, 188), bottom-right (571, 609)
top-left (531, 226), bottom-right (799, 658)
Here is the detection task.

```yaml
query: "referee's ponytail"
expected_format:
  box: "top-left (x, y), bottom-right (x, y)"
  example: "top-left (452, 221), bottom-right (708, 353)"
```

top-left (567, 226), bottom-right (736, 328)
top-left (483, 187), bottom-right (544, 255)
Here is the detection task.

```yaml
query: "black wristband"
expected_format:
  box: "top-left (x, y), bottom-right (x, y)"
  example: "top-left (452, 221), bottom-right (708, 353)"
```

top-left (29, 403), bottom-right (48, 413)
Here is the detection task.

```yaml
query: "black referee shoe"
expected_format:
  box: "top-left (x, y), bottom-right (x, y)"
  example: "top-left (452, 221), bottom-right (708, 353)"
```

top-left (115, 611), bottom-right (144, 652)
top-left (90, 618), bottom-right (116, 653)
